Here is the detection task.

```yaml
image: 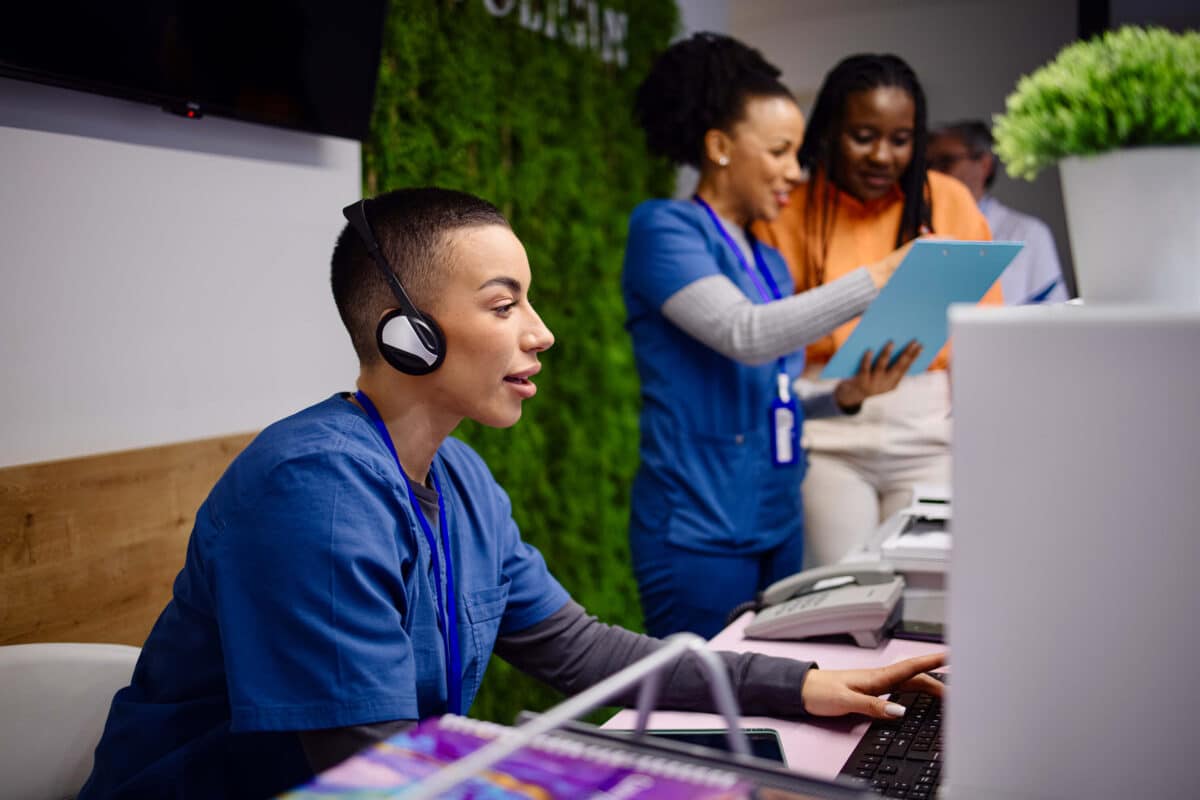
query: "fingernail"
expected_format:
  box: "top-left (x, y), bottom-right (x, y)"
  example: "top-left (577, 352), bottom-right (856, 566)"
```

top-left (885, 703), bottom-right (906, 718)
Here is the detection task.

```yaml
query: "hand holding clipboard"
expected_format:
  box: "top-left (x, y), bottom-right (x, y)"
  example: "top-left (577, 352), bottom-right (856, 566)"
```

top-left (831, 339), bottom-right (925, 410)
top-left (821, 240), bottom-right (1022, 380)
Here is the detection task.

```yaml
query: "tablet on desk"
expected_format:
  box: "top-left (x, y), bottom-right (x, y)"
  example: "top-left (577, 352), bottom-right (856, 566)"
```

top-left (821, 240), bottom-right (1022, 379)
top-left (611, 728), bottom-right (787, 764)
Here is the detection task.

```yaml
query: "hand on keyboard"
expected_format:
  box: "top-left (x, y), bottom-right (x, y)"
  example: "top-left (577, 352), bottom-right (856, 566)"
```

top-left (839, 672), bottom-right (948, 798)
top-left (800, 652), bottom-right (947, 719)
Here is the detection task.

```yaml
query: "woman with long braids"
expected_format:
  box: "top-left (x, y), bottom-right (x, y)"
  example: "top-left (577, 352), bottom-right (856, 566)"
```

top-left (757, 54), bottom-right (1002, 568)
top-left (622, 34), bottom-right (920, 638)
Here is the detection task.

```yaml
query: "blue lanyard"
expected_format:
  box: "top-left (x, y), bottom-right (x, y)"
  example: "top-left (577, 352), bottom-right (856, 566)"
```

top-left (354, 390), bottom-right (462, 714)
top-left (693, 196), bottom-right (791, 402)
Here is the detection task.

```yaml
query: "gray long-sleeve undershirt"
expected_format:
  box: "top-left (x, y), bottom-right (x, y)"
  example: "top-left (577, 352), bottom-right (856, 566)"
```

top-left (660, 269), bottom-right (877, 367)
top-left (665, 216), bottom-right (876, 367)
top-left (660, 269), bottom-right (876, 419)
top-left (493, 600), bottom-right (813, 715)
top-left (299, 600), bottom-right (815, 772)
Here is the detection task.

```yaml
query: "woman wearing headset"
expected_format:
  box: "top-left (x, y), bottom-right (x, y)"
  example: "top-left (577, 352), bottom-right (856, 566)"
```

top-left (622, 34), bottom-right (920, 638)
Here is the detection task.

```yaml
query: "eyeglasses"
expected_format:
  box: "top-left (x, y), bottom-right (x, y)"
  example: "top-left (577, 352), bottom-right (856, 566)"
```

top-left (928, 151), bottom-right (983, 172)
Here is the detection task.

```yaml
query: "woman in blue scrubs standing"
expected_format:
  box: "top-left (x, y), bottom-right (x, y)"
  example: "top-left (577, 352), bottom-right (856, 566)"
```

top-left (623, 33), bottom-right (920, 638)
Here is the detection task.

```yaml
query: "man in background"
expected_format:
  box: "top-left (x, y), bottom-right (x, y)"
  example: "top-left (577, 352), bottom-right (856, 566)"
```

top-left (928, 120), bottom-right (1068, 304)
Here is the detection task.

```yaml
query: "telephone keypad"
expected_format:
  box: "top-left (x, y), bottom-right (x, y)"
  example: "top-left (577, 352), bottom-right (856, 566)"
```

top-left (758, 592), bottom-right (831, 620)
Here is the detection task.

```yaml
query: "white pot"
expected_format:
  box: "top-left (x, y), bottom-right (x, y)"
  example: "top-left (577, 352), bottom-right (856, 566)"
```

top-left (1059, 146), bottom-right (1200, 306)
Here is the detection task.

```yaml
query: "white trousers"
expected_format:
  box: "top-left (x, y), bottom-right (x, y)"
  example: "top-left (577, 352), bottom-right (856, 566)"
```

top-left (800, 371), bottom-right (952, 567)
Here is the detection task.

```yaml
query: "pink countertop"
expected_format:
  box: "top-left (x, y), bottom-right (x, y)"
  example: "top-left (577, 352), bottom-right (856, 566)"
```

top-left (603, 612), bottom-right (945, 780)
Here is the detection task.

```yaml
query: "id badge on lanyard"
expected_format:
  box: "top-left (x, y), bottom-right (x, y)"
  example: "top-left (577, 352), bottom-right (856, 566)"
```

top-left (770, 369), bottom-right (799, 467)
top-left (694, 196), bottom-right (799, 468)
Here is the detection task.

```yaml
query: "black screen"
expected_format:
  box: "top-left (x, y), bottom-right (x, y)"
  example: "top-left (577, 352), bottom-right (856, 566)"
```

top-left (642, 729), bottom-right (787, 764)
top-left (0, 1), bottom-right (386, 140)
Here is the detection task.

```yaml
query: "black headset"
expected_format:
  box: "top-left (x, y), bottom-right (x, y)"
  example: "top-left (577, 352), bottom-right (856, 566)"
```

top-left (342, 200), bottom-right (446, 375)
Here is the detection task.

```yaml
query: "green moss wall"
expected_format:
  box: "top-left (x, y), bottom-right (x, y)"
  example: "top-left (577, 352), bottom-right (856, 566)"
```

top-left (364, 0), bottom-right (678, 724)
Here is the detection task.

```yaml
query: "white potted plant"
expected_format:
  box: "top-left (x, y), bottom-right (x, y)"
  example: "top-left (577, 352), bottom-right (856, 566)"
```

top-left (993, 26), bottom-right (1200, 306)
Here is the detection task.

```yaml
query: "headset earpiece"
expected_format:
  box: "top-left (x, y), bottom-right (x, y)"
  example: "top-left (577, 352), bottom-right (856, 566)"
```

top-left (343, 198), bottom-right (447, 376)
top-left (376, 308), bottom-right (446, 376)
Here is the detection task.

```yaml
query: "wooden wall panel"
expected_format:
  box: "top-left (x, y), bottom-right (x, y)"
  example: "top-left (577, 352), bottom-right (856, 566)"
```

top-left (0, 433), bottom-right (254, 646)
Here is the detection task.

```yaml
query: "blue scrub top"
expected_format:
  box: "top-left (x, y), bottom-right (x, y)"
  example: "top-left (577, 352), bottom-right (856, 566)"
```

top-left (80, 394), bottom-right (569, 800)
top-left (623, 200), bottom-right (806, 554)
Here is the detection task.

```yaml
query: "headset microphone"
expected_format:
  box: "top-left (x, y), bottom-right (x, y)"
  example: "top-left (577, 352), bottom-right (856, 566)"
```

top-left (342, 200), bottom-right (446, 375)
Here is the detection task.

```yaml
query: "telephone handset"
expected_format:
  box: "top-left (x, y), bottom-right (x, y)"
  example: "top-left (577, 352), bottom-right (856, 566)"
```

top-left (743, 563), bottom-right (904, 648)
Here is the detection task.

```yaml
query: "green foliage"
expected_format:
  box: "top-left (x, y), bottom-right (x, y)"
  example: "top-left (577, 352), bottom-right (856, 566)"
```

top-left (993, 26), bottom-right (1200, 180)
top-left (364, 0), bottom-right (678, 724)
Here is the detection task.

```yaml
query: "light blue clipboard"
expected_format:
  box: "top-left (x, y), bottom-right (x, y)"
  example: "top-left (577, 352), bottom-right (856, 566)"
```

top-left (820, 240), bottom-right (1022, 379)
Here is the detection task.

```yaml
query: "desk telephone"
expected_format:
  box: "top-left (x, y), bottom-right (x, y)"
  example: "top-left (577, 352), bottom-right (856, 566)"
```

top-left (743, 563), bottom-right (904, 647)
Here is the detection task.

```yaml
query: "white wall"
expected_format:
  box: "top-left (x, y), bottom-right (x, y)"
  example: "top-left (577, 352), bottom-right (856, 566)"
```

top-left (676, 0), bottom-right (728, 37)
top-left (729, 0), bottom-right (1079, 291)
top-left (0, 78), bottom-right (360, 468)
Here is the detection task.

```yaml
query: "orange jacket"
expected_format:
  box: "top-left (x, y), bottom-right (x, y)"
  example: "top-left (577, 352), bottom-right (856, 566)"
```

top-left (754, 170), bottom-right (1001, 371)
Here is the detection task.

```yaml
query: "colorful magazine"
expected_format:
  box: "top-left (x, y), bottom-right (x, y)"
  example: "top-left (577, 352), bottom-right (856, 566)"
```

top-left (281, 714), bottom-right (751, 799)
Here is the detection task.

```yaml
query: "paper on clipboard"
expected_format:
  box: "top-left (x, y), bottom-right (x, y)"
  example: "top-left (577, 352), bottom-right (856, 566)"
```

top-left (820, 240), bottom-right (1022, 379)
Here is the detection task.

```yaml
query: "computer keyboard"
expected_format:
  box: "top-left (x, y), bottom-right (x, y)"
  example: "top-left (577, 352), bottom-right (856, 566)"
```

top-left (838, 673), bottom-right (946, 798)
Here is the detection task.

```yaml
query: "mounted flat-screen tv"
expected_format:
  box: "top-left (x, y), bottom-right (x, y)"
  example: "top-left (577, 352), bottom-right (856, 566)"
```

top-left (0, 1), bottom-right (387, 141)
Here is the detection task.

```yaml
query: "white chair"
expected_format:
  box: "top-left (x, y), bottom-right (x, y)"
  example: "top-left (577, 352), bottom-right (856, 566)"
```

top-left (0, 643), bottom-right (140, 800)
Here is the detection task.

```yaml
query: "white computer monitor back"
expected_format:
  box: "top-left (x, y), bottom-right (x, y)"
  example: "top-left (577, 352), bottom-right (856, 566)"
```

top-left (946, 305), bottom-right (1200, 800)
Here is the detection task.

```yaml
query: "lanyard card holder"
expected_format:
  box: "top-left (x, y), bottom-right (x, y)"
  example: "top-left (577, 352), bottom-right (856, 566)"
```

top-left (693, 196), bottom-right (800, 471)
top-left (769, 372), bottom-right (799, 468)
